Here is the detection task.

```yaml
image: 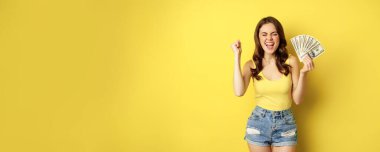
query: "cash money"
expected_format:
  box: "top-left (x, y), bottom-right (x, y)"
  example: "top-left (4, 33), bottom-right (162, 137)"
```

top-left (290, 34), bottom-right (325, 61)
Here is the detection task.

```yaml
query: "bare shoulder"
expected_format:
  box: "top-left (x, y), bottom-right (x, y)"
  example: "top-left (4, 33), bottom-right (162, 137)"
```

top-left (244, 59), bottom-right (255, 69)
top-left (287, 54), bottom-right (298, 67)
top-left (242, 59), bottom-right (255, 77)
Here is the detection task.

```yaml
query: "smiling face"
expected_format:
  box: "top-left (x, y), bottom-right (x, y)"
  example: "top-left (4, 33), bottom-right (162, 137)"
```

top-left (259, 23), bottom-right (280, 55)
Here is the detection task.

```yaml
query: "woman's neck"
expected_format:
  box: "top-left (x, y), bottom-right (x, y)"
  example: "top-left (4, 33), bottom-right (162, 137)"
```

top-left (263, 53), bottom-right (276, 64)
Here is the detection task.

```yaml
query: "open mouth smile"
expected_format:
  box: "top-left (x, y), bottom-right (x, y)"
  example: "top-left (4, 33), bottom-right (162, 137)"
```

top-left (265, 42), bottom-right (275, 49)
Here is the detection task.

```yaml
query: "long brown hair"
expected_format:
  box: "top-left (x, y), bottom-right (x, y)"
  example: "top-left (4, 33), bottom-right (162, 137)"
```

top-left (250, 16), bottom-right (291, 80)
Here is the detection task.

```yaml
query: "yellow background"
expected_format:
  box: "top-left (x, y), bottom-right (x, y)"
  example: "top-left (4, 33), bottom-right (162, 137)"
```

top-left (1, 0), bottom-right (379, 151)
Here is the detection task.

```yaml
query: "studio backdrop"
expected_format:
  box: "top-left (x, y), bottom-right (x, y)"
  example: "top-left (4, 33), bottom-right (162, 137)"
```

top-left (0, 0), bottom-right (379, 152)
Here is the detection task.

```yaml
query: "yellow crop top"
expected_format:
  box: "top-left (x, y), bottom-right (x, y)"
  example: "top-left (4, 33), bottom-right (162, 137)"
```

top-left (252, 56), bottom-right (293, 111)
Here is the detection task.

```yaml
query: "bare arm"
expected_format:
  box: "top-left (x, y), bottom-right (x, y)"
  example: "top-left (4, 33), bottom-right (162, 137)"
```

top-left (233, 54), bottom-right (244, 96)
top-left (233, 57), bottom-right (252, 96)
top-left (289, 55), bottom-right (314, 105)
top-left (231, 40), bottom-right (252, 97)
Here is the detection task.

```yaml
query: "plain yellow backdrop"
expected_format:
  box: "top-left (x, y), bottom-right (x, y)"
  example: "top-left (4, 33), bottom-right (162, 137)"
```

top-left (1, 0), bottom-right (380, 151)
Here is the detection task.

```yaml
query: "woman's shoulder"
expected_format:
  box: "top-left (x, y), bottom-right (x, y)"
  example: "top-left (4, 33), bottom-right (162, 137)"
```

top-left (243, 59), bottom-right (255, 70)
top-left (287, 54), bottom-right (297, 65)
top-left (248, 59), bottom-right (256, 69)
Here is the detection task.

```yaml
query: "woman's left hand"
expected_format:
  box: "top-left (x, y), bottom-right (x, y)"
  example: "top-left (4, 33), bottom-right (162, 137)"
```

top-left (300, 55), bottom-right (314, 73)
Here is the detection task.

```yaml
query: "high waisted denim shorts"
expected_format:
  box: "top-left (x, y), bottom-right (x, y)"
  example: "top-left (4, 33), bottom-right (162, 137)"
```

top-left (244, 106), bottom-right (297, 146)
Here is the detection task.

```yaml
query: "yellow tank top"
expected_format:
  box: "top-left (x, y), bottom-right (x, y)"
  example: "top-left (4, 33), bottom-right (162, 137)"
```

top-left (252, 56), bottom-right (293, 111)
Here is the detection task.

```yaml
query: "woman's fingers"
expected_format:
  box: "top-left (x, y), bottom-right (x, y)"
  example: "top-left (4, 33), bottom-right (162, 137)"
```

top-left (231, 40), bottom-right (242, 55)
top-left (303, 55), bottom-right (311, 62)
top-left (307, 56), bottom-right (314, 70)
top-left (232, 40), bottom-right (239, 48)
top-left (301, 55), bottom-right (314, 72)
top-left (307, 58), bottom-right (312, 70)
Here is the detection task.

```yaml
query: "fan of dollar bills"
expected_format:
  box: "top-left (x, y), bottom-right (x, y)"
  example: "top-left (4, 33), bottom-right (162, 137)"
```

top-left (290, 34), bottom-right (325, 61)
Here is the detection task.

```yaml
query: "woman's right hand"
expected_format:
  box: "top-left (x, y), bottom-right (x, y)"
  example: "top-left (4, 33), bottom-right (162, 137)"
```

top-left (231, 40), bottom-right (242, 56)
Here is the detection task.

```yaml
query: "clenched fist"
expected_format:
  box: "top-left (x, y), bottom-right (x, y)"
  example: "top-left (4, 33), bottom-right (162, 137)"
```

top-left (231, 40), bottom-right (242, 56)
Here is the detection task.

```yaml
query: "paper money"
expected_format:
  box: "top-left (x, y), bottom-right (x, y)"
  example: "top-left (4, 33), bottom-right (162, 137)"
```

top-left (290, 34), bottom-right (325, 61)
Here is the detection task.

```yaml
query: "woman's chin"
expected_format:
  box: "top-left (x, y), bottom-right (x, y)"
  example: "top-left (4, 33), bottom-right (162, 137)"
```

top-left (263, 49), bottom-right (276, 54)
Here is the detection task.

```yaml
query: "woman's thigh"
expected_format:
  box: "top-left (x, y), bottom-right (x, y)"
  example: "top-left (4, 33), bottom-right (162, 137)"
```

top-left (271, 146), bottom-right (296, 152)
top-left (247, 143), bottom-right (271, 152)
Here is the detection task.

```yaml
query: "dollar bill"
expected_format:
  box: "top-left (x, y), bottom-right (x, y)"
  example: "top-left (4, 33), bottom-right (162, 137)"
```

top-left (290, 34), bottom-right (325, 61)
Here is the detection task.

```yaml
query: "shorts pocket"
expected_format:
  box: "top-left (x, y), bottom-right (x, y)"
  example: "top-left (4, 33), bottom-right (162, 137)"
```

top-left (249, 111), bottom-right (263, 121)
top-left (284, 114), bottom-right (296, 125)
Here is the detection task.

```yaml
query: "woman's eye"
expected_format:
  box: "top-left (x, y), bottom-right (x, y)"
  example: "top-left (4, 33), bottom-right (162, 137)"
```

top-left (273, 33), bottom-right (278, 36)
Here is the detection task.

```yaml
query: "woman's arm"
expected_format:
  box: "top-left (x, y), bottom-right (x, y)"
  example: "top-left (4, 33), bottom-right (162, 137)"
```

top-left (233, 57), bottom-right (253, 97)
top-left (289, 55), bottom-right (314, 105)
top-left (231, 40), bottom-right (252, 97)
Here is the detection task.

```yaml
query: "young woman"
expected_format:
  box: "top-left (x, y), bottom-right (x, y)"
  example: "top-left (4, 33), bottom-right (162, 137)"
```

top-left (231, 16), bottom-right (314, 152)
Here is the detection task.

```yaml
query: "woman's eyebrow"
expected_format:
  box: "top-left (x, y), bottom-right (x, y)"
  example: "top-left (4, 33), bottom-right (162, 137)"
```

top-left (260, 31), bottom-right (277, 34)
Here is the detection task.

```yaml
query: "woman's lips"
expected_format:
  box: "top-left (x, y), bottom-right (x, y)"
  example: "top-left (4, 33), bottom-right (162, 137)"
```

top-left (265, 42), bottom-right (274, 49)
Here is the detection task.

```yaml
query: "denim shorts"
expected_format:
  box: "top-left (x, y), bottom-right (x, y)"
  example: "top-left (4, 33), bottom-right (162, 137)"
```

top-left (244, 106), bottom-right (297, 146)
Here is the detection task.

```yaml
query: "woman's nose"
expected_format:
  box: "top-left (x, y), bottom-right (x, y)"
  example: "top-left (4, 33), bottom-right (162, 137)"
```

top-left (266, 35), bottom-right (273, 40)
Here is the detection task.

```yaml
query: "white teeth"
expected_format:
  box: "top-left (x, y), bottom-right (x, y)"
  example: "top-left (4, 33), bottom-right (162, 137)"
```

top-left (265, 42), bottom-right (274, 46)
top-left (265, 42), bottom-right (274, 49)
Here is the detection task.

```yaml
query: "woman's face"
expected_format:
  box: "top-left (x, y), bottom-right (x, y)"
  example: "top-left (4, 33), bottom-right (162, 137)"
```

top-left (259, 23), bottom-right (280, 55)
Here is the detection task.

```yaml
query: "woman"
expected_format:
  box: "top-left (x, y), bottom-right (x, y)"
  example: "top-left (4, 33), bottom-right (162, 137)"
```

top-left (231, 16), bottom-right (314, 152)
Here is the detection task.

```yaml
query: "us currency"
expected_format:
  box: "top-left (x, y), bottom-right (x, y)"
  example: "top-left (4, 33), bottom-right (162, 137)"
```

top-left (290, 34), bottom-right (325, 61)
